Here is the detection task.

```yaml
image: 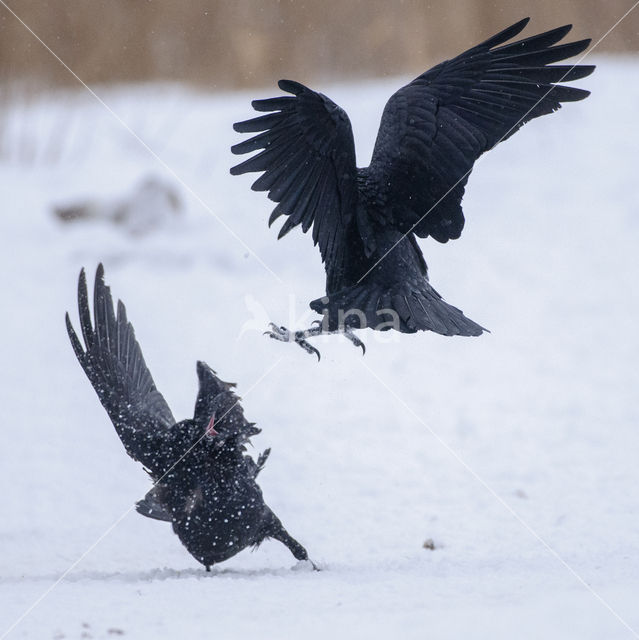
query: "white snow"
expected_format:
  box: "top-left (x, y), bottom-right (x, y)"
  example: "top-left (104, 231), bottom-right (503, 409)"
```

top-left (1, 58), bottom-right (638, 639)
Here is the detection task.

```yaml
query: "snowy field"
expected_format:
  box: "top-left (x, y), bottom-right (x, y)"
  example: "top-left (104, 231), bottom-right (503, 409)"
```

top-left (1, 57), bottom-right (638, 639)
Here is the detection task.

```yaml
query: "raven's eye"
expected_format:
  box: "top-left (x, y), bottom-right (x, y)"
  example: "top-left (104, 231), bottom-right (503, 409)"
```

top-left (206, 413), bottom-right (219, 437)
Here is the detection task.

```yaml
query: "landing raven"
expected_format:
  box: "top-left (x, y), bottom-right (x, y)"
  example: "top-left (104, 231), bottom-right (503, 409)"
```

top-left (66, 265), bottom-right (314, 571)
top-left (231, 18), bottom-right (594, 358)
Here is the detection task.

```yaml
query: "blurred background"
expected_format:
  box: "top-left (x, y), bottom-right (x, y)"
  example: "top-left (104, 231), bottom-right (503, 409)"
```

top-left (1, 0), bottom-right (637, 90)
top-left (1, 3), bottom-right (639, 638)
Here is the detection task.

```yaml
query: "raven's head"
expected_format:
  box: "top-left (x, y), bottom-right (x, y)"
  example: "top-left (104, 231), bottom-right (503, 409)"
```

top-left (193, 361), bottom-right (260, 449)
top-left (201, 391), bottom-right (260, 448)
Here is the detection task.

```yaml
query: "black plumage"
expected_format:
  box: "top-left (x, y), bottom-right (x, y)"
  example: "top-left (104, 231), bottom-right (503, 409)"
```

top-left (66, 265), bottom-right (313, 571)
top-left (231, 19), bottom-right (594, 354)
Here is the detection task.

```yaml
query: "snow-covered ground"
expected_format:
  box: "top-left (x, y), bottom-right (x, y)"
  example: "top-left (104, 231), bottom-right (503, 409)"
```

top-left (1, 57), bottom-right (638, 639)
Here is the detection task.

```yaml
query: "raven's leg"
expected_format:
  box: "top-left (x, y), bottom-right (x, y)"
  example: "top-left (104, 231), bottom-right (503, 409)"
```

top-left (264, 323), bottom-right (323, 360)
top-left (264, 323), bottom-right (367, 359)
top-left (266, 513), bottom-right (318, 570)
top-left (272, 528), bottom-right (319, 571)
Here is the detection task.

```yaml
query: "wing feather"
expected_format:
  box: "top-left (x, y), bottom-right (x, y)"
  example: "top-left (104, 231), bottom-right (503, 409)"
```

top-left (66, 265), bottom-right (176, 472)
top-left (231, 79), bottom-right (358, 264)
top-left (366, 19), bottom-right (594, 242)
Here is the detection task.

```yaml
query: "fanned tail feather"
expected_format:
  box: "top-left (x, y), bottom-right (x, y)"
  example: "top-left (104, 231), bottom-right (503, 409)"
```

top-left (310, 282), bottom-right (486, 337)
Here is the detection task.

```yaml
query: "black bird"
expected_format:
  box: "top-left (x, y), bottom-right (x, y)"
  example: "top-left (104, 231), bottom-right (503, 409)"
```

top-left (66, 265), bottom-right (314, 571)
top-left (231, 18), bottom-right (594, 358)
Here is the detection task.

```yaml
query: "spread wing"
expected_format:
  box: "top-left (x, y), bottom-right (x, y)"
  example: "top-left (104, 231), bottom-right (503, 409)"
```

top-left (231, 79), bottom-right (358, 266)
top-left (66, 264), bottom-right (177, 472)
top-left (366, 18), bottom-right (595, 242)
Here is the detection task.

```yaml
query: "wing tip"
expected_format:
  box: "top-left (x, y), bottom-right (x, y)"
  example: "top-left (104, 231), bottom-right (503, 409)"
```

top-left (503, 16), bottom-right (531, 39)
top-left (230, 141), bottom-right (244, 156)
top-left (278, 79), bottom-right (305, 95)
top-left (565, 87), bottom-right (591, 101)
top-left (268, 205), bottom-right (284, 228)
top-left (65, 311), bottom-right (85, 359)
top-left (64, 310), bottom-right (74, 338)
top-left (567, 37), bottom-right (592, 57)
top-left (78, 266), bottom-right (87, 291)
top-left (482, 17), bottom-right (530, 49)
top-left (116, 297), bottom-right (128, 324)
top-left (94, 263), bottom-right (107, 302)
top-left (553, 23), bottom-right (573, 39)
top-left (277, 217), bottom-right (298, 240)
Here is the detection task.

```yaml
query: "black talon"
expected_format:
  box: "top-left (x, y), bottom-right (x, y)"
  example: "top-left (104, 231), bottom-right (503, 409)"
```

top-left (263, 323), bottom-right (292, 343)
top-left (343, 328), bottom-right (366, 355)
top-left (294, 334), bottom-right (321, 361)
top-left (303, 343), bottom-right (321, 361)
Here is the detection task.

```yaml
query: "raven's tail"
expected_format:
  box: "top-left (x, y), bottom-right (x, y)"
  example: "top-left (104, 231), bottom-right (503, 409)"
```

top-left (310, 280), bottom-right (486, 337)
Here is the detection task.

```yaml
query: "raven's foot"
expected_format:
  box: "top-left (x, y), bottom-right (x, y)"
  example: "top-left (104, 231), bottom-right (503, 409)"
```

top-left (264, 323), bottom-right (322, 360)
top-left (264, 323), bottom-right (367, 358)
top-left (293, 558), bottom-right (320, 572)
top-left (268, 519), bottom-right (317, 569)
top-left (344, 327), bottom-right (366, 355)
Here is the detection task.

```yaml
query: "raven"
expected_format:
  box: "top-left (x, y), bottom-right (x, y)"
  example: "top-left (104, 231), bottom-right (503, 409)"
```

top-left (66, 265), bottom-right (314, 571)
top-left (231, 18), bottom-right (595, 358)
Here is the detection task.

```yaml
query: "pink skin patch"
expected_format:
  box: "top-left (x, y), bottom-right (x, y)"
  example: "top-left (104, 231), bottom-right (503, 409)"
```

top-left (206, 413), bottom-right (219, 437)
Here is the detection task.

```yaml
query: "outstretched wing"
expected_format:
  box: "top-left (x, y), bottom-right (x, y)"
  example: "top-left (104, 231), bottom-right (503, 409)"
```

top-left (193, 361), bottom-right (260, 445)
top-left (231, 79), bottom-right (358, 266)
top-left (66, 264), bottom-right (177, 472)
top-left (366, 18), bottom-right (594, 242)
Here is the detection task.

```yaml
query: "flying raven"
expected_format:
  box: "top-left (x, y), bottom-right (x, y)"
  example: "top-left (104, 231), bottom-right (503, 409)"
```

top-left (66, 265), bottom-right (314, 571)
top-left (231, 18), bottom-right (594, 358)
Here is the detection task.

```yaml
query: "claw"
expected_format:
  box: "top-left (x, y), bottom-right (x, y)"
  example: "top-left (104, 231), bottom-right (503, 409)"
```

top-left (263, 323), bottom-right (291, 342)
top-left (263, 322), bottom-right (322, 360)
top-left (344, 328), bottom-right (366, 355)
top-left (295, 335), bottom-right (321, 361)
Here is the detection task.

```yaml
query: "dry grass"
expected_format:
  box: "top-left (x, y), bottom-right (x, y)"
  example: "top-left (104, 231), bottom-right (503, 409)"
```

top-left (0, 0), bottom-right (636, 90)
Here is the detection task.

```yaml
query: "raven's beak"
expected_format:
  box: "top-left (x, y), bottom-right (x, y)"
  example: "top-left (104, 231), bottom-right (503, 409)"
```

top-left (206, 413), bottom-right (219, 437)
